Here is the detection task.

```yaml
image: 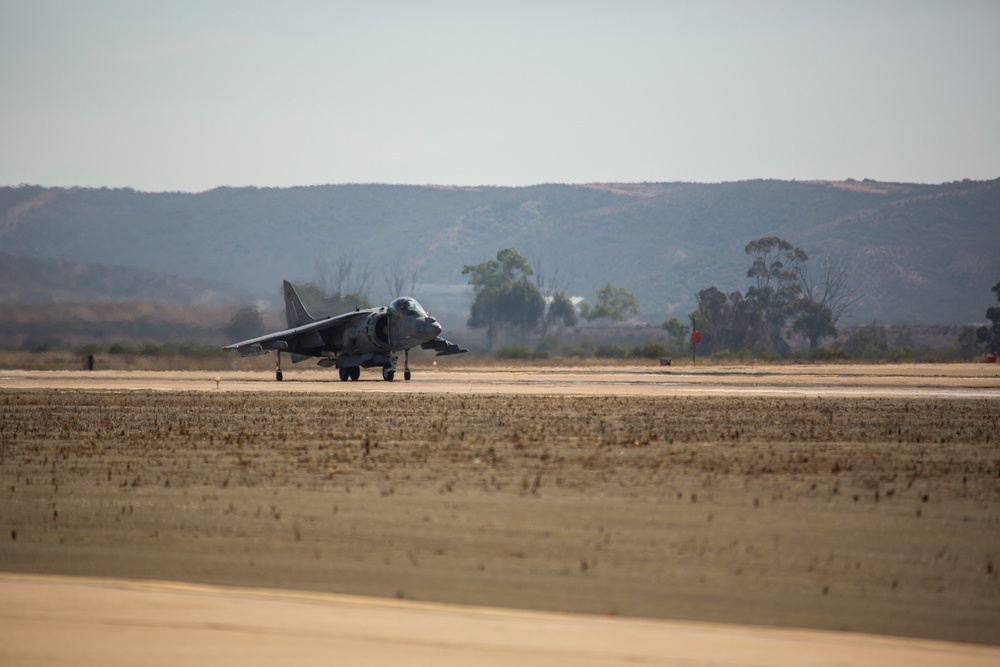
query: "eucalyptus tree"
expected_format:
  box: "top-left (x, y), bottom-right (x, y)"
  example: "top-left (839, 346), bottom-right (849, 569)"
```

top-left (745, 237), bottom-right (808, 354)
top-left (580, 283), bottom-right (640, 322)
top-left (462, 248), bottom-right (544, 350)
top-left (976, 280), bottom-right (1000, 354)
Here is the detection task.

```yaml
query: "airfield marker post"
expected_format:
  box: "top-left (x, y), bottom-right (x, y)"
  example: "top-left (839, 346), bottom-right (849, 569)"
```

top-left (690, 319), bottom-right (701, 364)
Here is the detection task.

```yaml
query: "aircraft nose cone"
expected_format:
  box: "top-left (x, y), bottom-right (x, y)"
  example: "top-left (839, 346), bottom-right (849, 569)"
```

top-left (428, 317), bottom-right (442, 337)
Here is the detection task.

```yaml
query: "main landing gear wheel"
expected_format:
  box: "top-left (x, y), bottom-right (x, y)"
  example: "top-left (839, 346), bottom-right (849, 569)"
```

top-left (382, 368), bottom-right (395, 382)
top-left (339, 367), bottom-right (361, 382)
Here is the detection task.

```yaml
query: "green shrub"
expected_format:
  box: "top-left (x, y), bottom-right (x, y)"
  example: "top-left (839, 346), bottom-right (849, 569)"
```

top-left (810, 347), bottom-right (848, 361)
top-left (560, 342), bottom-right (594, 358)
top-left (843, 329), bottom-right (888, 360)
top-left (534, 337), bottom-right (562, 357)
top-left (595, 342), bottom-right (630, 359)
top-left (139, 342), bottom-right (163, 357)
top-left (888, 345), bottom-right (916, 363)
top-left (496, 346), bottom-right (548, 360)
top-left (631, 341), bottom-right (669, 359)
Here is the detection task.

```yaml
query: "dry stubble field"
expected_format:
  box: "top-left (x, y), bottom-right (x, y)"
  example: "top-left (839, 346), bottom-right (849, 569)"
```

top-left (1, 377), bottom-right (999, 646)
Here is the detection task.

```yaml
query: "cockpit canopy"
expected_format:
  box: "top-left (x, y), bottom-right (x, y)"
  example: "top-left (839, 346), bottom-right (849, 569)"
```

top-left (389, 297), bottom-right (428, 319)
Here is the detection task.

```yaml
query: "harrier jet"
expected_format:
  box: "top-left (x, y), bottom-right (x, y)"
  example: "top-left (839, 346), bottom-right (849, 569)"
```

top-left (224, 280), bottom-right (467, 381)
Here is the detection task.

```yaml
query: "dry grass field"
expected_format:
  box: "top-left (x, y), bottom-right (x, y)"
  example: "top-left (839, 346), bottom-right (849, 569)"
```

top-left (2, 372), bottom-right (999, 646)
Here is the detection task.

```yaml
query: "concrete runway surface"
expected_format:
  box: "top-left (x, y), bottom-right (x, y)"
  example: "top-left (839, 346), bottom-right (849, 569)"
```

top-left (2, 362), bottom-right (999, 397)
top-left (3, 363), bottom-right (999, 665)
top-left (2, 574), bottom-right (998, 667)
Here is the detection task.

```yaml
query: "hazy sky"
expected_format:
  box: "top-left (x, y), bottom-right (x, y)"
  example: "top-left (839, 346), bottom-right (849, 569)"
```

top-left (2, 1), bottom-right (998, 192)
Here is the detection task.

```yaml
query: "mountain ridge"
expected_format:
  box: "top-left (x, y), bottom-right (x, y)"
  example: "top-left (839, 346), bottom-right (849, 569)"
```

top-left (2, 179), bottom-right (998, 324)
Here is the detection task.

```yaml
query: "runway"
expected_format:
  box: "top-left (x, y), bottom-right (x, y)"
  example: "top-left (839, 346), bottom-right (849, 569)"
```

top-left (2, 362), bottom-right (999, 397)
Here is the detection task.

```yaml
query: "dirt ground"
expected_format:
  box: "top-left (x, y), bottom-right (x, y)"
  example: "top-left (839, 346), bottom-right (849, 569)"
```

top-left (1, 363), bottom-right (999, 652)
top-left (3, 574), bottom-right (998, 667)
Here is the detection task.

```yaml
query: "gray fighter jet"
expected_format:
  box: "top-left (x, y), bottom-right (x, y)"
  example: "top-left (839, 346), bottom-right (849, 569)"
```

top-left (224, 280), bottom-right (467, 381)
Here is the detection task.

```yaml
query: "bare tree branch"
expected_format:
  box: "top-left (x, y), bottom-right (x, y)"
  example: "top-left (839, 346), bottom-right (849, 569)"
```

top-left (383, 257), bottom-right (418, 299)
top-left (800, 253), bottom-right (862, 324)
top-left (313, 252), bottom-right (373, 300)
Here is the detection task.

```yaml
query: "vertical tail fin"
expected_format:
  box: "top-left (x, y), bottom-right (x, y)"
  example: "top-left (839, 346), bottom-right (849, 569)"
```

top-left (283, 280), bottom-right (320, 328)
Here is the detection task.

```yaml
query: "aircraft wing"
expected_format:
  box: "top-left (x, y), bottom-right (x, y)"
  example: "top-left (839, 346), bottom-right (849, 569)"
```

top-left (223, 310), bottom-right (372, 357)
top-left (420, 337), bottom-right (469, 356)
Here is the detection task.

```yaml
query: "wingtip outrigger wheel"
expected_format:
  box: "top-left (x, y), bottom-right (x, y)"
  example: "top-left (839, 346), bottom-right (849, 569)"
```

top-left (404, 349), bottom-right (412, 381)
top-left (275, 350), bottom-right (283, 381)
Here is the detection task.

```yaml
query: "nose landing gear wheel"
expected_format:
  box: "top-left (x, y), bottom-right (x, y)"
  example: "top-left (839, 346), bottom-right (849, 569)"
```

top-left (382, 368), bottom-right (395, 382)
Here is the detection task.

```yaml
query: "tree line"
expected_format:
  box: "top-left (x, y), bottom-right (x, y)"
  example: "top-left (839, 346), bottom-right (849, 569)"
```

top-left (691, 237), bottom-right (859, 356)
top-left (457, 240), bottom-right (854, 356)
top-left (462, 248), bottom-right (640, 351)
top-left (220, 239), bottom-right (999, 362)
top-left (457, 239), bottom-right (997, 361)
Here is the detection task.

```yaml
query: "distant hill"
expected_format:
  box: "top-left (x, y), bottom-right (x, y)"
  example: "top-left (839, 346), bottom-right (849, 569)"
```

top-left (0, 251), bottom-right (243, 305)
top-left (0, 299), bottom-right (237, 350)
top-left (1, 179), bottom-right (998, 324)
